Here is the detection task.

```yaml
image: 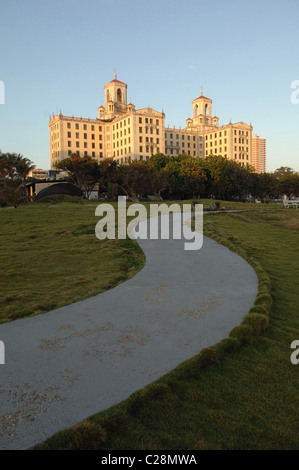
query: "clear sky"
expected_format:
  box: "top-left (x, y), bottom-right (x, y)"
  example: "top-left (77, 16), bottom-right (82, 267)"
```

top-left (0, 0), bottom-right (298, 172)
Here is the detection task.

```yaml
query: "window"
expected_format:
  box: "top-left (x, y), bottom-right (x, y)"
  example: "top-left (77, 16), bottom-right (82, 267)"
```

top-left (68, 141), bottom-right (71, 147)
top-left (139, 127), bottom-right (142, 133)
top-left (67, 123), bottom-right (71, 129)
top-left (84, 142), bottom-right (87, 148)
top-left (68, 132), bottom-right (71, 138)
top-left (84, 124), bottom-right (87, 130)
top-left (84, 133), bottom-right (87, 139)
top-left (139, 117), bottom-right (142, 123)
top-left (76, 123), bottom-right (79, 129)
top-left (92, 134), bottom-right (95, 140)
top-left (76, 142), bottom-right (79, 147)
top-left (99, 126), bottom-right (102, 131)
top-left (92, 143), bottom-right (95, 148)
top-left (91, 125), bottom-right (94, 131)
top-left (140, 146), bottom-right (143, 152)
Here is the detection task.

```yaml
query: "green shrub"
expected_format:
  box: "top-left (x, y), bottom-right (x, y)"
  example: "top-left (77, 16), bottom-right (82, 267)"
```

top-left (213, 337), bottom-right (240, 359)
top-left (229, 324), bottom-right (254, 344)
top-left (242, 313), bottom-right (269, 335)
top-left (254, 293), bottom-right (272, 310)
top-left (48, 421), bottom-right (107, 450)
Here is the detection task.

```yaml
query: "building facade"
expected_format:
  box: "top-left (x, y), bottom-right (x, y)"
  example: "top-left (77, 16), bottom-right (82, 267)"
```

top-left (252, 134), bottom-right (266, 173)
top-left (49, 76), bottom-right (265, 172)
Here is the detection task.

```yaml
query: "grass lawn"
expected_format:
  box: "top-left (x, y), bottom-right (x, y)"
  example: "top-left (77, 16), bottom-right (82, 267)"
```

top-left (0, 196), bottom-right (279, 324)
top-left (1, 197), bottom-right (298, 449)
top-left (28, 202), bottom-right (299, 450)
top-left (0, 198), bottom-right (145, 323)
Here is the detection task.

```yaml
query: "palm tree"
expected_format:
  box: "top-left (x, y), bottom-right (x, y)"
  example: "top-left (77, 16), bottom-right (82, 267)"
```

top-left (1, 153), bottom-right (18, 179)
top-left (14, 154), bottom-right (35, 181)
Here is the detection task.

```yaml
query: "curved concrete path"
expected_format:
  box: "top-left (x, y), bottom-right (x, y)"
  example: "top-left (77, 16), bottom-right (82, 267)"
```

top-left (0, 213), bottom-right (258, 450)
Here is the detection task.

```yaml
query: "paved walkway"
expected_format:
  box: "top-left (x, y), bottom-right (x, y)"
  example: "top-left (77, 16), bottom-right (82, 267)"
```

top-left (0, 213), bottom-right (258, 450)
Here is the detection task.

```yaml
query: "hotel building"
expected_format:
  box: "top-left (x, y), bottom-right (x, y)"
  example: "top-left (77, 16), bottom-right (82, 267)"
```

top-left (49, 75), bottom-right (265, 172)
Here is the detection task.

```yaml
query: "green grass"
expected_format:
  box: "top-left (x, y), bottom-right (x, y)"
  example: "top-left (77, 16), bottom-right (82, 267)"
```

top-left (0, 200), bottom-right (145, 323)
top-left (33, 205), bottom-right (299, 450)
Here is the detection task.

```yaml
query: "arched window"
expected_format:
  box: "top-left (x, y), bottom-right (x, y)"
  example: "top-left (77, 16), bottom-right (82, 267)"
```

top-left (117, 88), bottom-right (122, 103)
top-left (106, 90), bottom-right (110, 103)
top-left (195, 105), bottom-right (198, 116)
top-left (205, 104), bottom-right (208, 116)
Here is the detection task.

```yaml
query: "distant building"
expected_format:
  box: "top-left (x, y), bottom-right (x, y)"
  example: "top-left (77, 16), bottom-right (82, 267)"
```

top-left (49, 75), bottom-right (262, 169)
top-left (28, 168), bottom-right (47, 180)
top-left (252, 134), bottom-right (266, 173)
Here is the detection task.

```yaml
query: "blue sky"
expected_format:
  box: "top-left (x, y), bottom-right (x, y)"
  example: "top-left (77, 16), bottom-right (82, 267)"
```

top-left (0, 0), bottom-right (298, 172)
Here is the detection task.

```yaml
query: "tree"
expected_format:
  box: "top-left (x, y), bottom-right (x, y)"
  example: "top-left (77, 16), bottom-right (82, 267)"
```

top-left (116, 160), bottom-right (153, 201)
top-left (55, 154), bottom-right (101, 198)
top-left (203, 155), bottom-right (252, 200)
top-left (0, 153), bottom-right (35, 207)
top-left (97, 158), bottom-right (119, 199)
top-left (14, 154), bottom-right (36, 181)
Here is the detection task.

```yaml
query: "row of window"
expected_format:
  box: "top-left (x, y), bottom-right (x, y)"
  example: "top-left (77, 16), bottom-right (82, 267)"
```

top-left (66, 122), bottom-right (103, 131)
top-left (166, 134), bottom-right (200, 141)
top-left (139, 146), bottom-right (160, 154)
top-left (67, 132), bottom-right (103, 140)
top-left (139, 127), bottom-right (159, 135)
top-left (115, 148), bottom-right (131, 157)
top-left (68, 141), bottom-right (103, 149)
top-left (113, 128), bottom-right (131, 139)
top-left (138, 117), bottom-right (160, 125)
top-left (167, 142), bottom-right (197, 149)
top-left (113, 138), bottom-right (131, 148)
top-left (205, 130), bottom-right (249, 140)
top-left (139, 137), bottom-right (159, 144)
top-left (112, 119), bottom-right (131, 130)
